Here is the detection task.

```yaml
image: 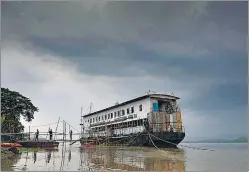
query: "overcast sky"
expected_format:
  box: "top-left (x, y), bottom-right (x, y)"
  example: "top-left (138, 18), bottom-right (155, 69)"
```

top-left (1, 1), bottom-right (247, 140)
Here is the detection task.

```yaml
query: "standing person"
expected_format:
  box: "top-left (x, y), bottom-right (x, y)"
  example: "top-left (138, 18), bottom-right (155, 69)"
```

top-left (69, 130), bottom-right (73, 141)
top-left (49, 129), bottom-right (53, 141)
top-left (35, 129), bottom-right (39, 141)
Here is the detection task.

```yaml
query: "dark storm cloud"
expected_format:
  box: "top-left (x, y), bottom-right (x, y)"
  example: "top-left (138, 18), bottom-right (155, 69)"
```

top-left (185, 82), bottom-right (247, 111)
top-left (207, 1), bottom-right (248, 34)
top-left (2, 1), bottom-right (246, 52)
top-left (30, 36), bottom-right (247, 83)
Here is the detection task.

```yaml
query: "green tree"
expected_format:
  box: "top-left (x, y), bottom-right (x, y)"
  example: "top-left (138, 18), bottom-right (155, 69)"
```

top-left (1, 88), bottom-right (39, 133)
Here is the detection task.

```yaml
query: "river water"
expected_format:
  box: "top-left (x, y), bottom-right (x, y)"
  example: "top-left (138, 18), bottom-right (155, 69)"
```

top-left (1, 142), bottom-right (248, 171)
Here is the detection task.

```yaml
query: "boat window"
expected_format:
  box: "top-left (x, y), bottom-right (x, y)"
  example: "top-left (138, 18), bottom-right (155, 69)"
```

top-left (131, 107), bottom-right (134, 113)
top-left (88, 119), bottom-right (89, 123)
top-left (118, 111), bottom-right (120, 117)
top-left (129, 121), bottom-right (132, 127)
top-left (114, 112), bottom-right (117, 117)
top-left (99, 116), bottom-right (100, 121)
top-left (127, 108), bottom-right (130, 114)
top-left (122, 110), bottom-right (125, 116)
top-left (90, 119), bottom-right (92, 123)
top-left (111, 113), bottom-right (113, 118)
top-left (165, 101), bottom-right (176, 114)
top-left (140, 119), bottom-right (143, 125)
top-left (102, 116), bottom-right (104, 120)
top-left (108, 113), bottom-right (110, 119)
top-left (93, 118), bottom-right (95, 123)
top-left (134, 114), bottom-right (137, 118)
top-left (134, 120), bottom-right (137, 127)
top-left (105, 115), bottom-right (107, 120)
top-left (96, 117), bottom-right (97, 122)
top-left (139, 104), bottom-right (142, 111)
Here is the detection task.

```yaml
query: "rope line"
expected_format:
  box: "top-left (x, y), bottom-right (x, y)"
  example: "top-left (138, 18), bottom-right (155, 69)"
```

top-left (149, 133), bottom-right (215, 151)
top-left (147, 131), bottom-right (165, 153)
top-left (30, 122), bottom-right (58, 128)
top-left (143, 121), bottom-right (216, 152)
top-left (125, 132), bottom-right (143, 147)
top-left (57, 120), bottom-right (80, 132)
top-left (28, 119), bottom-right (79, 131)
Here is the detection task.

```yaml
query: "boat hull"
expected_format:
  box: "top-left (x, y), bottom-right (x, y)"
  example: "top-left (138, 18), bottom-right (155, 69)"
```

top-left (17, 141), bottom-right (60, 148)
top-left (80, 131), bottom-right (185, 148)
top-left (1, 143), bottom-right (22, 147)
top-left (145, 132), bottom-right (185, 148)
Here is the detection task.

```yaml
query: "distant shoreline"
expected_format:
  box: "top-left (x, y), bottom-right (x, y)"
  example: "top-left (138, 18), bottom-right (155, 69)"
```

top-left (182, 137), bottom-right (248, 144)
top-left (181, 142), bottom-right (248, 144)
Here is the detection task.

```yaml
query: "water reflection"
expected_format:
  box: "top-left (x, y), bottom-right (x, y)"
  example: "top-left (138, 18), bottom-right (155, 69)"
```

top-left (2, 143), bottom-right (247, 171)
top-left (1, 152), bottom-right (22, 171)
top-left (80, 147), bottom-right (185, 171)
top-left (22, 151), bottom-right (28, 171)
top-left (2, 144), bottom-right (185, 171)
top-left (33, 152), bottom-right (37, 163)
top-left (68, 150), bottom-right (71, 162)
top-left (46, 151), bottom-right (51, 163)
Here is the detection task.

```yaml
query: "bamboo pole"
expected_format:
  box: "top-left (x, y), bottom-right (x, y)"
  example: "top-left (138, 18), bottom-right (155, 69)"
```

top-left (62, 120), bottom-right (65, 141)
top-left (54, 117), bottom-right (60, 140)
top-left (64, 122), bottom-right (67, 140)
top-left (81, 107), bottom-right (83, 138)
top-left (69, 125), bottom-right (71, 141)
top-left (46, 127), bottom-right (50, 140)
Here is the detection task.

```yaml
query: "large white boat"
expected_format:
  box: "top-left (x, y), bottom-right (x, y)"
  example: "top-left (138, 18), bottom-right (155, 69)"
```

top-left (79, 92), bottom-right (185, 148)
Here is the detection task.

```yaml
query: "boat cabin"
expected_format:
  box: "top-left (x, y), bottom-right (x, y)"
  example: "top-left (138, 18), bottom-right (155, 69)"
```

top-left (80, 93), bottom-right (182, 138)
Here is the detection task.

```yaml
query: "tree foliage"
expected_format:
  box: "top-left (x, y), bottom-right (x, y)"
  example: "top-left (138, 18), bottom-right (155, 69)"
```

top-left (1, 88), bottom-right (39, 133)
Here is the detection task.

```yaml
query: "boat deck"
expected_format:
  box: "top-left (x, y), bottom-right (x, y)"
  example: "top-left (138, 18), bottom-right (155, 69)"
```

top-left (17, 141), bottom-right (60, 148)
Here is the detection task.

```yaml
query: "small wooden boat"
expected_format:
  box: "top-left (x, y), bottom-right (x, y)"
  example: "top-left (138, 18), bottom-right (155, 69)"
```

top-left (1, 143), bottom-right (22, 147)
top-left (17, 141), bottom-right (59, 148)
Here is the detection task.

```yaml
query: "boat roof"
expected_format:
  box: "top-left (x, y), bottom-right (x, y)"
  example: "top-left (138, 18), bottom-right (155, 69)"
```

top-left (82, 94), bottom-right (180, 117)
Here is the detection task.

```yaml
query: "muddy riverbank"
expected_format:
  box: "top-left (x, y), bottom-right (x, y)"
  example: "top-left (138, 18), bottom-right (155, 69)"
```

top-left (1, 147), bottom-right (22, 171)
top-left (1, 147), bottom-right (20, 159)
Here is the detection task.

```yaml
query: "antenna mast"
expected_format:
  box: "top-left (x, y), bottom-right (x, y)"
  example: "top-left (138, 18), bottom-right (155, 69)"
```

top-left (80, 107), bottom-right (83, 138)
top-left (146, 89), bottom-right (156, 95)
top-left (89, 103), bottom-right (92, 114)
